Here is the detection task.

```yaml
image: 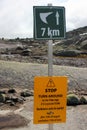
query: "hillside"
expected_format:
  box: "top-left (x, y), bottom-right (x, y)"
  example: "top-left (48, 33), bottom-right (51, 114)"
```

top-left (53, 26), bottom-right (87, 57)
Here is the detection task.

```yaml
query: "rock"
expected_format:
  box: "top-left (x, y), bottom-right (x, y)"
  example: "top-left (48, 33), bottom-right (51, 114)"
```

top-left (0, 88), bottom-right (32, 107)
top-left (6, 100), bottom-right (12, 104)
top-left (11, 96), bottom-right (18, 103)
top-left (0, 90), bottom-right (6, 94)
top-left (8, 88), bottom-right (16, 93)
top-left (16, 44), bottom-right (24, 50)
top-left (18, 98), bottom-right (24, 104)
top-left (20, 90), bottom-right (33, 97)
top-left (0, 94), bottom-right (6, 102)
top-left (53, 50), bottom-right (81, 57)
top-left (20, 96), bottom-right (26, 101)
top-left (0, 102), bottom-right (4, 106)
top-left (79, 96), bottom-right (87, 104)
top-left (20, 92), bottom-right (31, 97)
top-left (21, 48), bottom-right (32, 56)
top-left (5, 95), bottom-right (11, 101)
top-left (67, 94), bottom-right (80, 106)
top-left (80, 40), bottom-right (87, 50)
top-left (14, 45), bottom-right (24, 55)
top-left (10, 101), bottom-right (15, 106)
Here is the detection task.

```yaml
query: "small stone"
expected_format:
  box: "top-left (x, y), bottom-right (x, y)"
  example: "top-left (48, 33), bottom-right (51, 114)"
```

top-left (0, 94), bottom-right (6, 102)
top-left (8, 88), bottom-right (16, 94)
top-left (10, 101), bottom-right (15, 106)
top-left (6, 100), bottom-right (12, 104)
top-left (18, 98), bottom-right (24, 104)
top-left (11, 96), bottom-right (18, 103)
top-left (0, 90), bottom-right (6, 94)
top-left (20, 90), bottom-right (33, 97)
top-left (0, 102), bottom-right (4, 106)
top-left (5, 95), bottom-right (11, 101)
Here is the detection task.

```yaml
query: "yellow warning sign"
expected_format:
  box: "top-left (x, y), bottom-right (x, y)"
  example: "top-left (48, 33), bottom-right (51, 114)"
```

top-left (34, 76), bottom-right (67, 124)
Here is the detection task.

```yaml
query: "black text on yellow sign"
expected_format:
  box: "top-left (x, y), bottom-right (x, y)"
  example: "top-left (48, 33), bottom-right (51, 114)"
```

top-left (33, 76), bottom-right (67, 124)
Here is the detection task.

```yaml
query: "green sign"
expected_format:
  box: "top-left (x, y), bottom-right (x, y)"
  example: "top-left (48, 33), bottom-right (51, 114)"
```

top-left (33, 6), bottom-right (66, 40)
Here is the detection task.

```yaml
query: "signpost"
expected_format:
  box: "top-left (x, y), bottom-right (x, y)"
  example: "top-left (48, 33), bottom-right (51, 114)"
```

top-left (33, 4), bottom-right (67, 130)
top-left (33, 6), bottom-right (66, 40)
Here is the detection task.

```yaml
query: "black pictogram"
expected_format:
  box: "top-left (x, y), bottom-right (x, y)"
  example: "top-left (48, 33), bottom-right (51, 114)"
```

top-left (47, 78), bottom-right (55, 87)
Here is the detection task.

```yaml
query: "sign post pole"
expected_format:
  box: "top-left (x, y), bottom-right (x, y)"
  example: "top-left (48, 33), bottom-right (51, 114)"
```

top-left (48, 4), bottom-right (53, 130)
top-left (48, 39), bottom-right (53, 76)
top-left (48, 39), bottom-right (53, 130)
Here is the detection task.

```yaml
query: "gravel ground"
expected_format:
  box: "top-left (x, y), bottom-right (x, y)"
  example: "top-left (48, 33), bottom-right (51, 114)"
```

top-left (0, 60), bottom-right (87, 92)
top-left (0, 60), bottom-right (87, 130)
top-left (7, 97), bottom-right (87, 130)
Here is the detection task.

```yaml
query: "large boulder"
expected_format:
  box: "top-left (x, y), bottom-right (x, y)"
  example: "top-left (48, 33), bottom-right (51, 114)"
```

top-left (53, 50), bottom-right (81, 57)
top-left (79, 96), bottom-right (87, 104)
top-left (67, 94), bottom-right (80, 106)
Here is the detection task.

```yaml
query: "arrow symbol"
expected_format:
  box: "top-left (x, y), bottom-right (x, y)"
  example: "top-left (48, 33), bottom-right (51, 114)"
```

top-left (56, 11), bottom-right (59, 25)
top-left (40, 12), bottom-right (53, 24)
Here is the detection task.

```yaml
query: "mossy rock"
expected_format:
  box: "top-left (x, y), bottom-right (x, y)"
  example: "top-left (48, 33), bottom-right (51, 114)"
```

top-left (0, 94), bottom-right (6, 102)
top-left (67, 94), bottom-right (80, 106)
top-left (79, 96), bottom-right (87, 104)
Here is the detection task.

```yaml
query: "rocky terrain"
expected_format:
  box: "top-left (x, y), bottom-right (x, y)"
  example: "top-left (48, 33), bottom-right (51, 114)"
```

top-left (0, 26), bottom-right (87, 67)
top-left (54, 26), bottom-right (87, 57)
top-left (0, 26), bottom-right (87, 130)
